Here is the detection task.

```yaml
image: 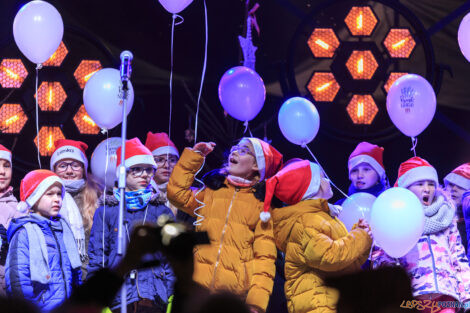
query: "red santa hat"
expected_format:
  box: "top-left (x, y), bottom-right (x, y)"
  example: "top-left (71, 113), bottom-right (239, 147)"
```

top-left (116, 138), bottom-right (157, 170)
top-left (0, 144), bottom-right (12, 164)
top-left (242, 137), bottom-right (283, 181)
top-left (394, 156), bottom-right (438, 188)
top-left (145, 132), bottom-right (179, 157)
top-left (18, 169), bottom-right (64, 212)
top-left (444, 163), bottom-right (470, 191)
top-left (261, 160), bottom-right (322, 222)
top-left (348, 142), bottom-right (386, 183)
top-left (50, 139), bottom-right (89, 172)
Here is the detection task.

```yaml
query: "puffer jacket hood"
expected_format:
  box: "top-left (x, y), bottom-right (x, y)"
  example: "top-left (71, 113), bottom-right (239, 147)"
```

top-left (7, 214), bottom-right (45, 242)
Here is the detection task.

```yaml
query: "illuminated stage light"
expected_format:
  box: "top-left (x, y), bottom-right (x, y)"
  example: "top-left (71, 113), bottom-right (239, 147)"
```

top-left (36, 82), bottom-right (67, 111)
top-left (73, 105), bottom-right (100, 134)
top-left (307, 28), bottom-right (340, 58)
top-left (383, 28), bottom-right (416, 58)
top-left (43, 41), bottom-right (68, 67)
top-left (346, 95), bottom-right (378, 124)
top-left (34, 126), bottom-right (66, 157)
top-left (0, 104), bottom-right (28, 134)
top-left (344, 6), bottom-right (378, 36)
top-left (0, 59), bottom-right (28, 88)
top-left (307, 72), bottom-right (340, 102)
top-left (384, 72), bottom-right (408, 93)
top-left (74, 60), bottom-right (102, 89)
top-left (346, 50), bottom-right (378, 80)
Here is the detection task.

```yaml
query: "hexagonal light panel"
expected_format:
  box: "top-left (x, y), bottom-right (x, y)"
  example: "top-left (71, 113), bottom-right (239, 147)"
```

top-left (307, 28), bottom-right (340, 58)
top-left (74, 105), bottom-right (100, 134)
top-left (0, 104), bottom-right (28, 134)
top-left (74, 60), bottom-right (102, 89)
top-left (0, 59), bottom-right (28, 88)
top-left (384, 72), bottom-right (408, 93)
top-left (43, 41), bottom-right (68, 67)
top-left (383, 28), bottom-right (416, 58)
top-left (36, 82), bottom-right (67, 111)
top-left (344, 6), bottom-right (378, 36)
top-left (346, 50), bottom-right (378, 80)
top-left (307, 72), bottom-right (340, 102)
top-left (346, 95), bottom-right (378, 124)
top-left (34, 126), bottom-right (66, 156)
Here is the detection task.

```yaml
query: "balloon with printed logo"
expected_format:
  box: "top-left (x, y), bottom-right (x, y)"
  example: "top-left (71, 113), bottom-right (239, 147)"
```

top-left (158, 0), bottom-right (194, 13)
top-left (13, 0), bottom-right (64, 64)
top-left (458, 12), bottom-right (470, 62)
top-left (83, 68), bottom-right (134, 130)
top-left (91, 137), bottom-right (122, 190)
top-left (370, 187), bottom-right (424, 258)
top-left (338, 192), bottom-right (376, 231)
top-left (386, 74), bottom-right (436, 137)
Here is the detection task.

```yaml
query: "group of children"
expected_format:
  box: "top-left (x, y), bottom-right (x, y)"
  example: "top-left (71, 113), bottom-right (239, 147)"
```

top-left (0, 134), bottom-right (469, 313)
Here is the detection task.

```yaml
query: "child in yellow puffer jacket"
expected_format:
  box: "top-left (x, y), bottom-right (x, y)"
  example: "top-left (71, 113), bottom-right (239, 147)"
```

top-left (265, 160), bottom-right (373, 313)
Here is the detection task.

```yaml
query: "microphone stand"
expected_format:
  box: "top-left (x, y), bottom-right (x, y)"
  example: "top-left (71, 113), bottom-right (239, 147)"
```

top-left (117, 78), bottom-right (129, 313)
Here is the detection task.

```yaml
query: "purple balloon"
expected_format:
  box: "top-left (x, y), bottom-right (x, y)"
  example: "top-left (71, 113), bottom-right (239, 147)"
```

top-left (218, 66), bottom-right (266, 122)
top-left (386, 74), bottom-right (436, 137)
top-left (458, 12), bottom-right (470, 62)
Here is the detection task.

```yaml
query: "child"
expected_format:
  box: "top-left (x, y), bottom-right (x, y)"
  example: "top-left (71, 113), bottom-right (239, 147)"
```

top-left (444, 163), bottom-right (470, 253)
top-left (6, 170), bottom-right (82, 312)
top-left (87, 138), bottom-right (174, 313)
top-left (336, 142), bottom-right (388, 205)
top-left (264, 160), bottom-right (373, 313)
top-left (372, 157), bottom-right (470, 312)
top-left (167, 137), bottom-right (283, 313)
top-left (0, 145), bottom-right (22, 296)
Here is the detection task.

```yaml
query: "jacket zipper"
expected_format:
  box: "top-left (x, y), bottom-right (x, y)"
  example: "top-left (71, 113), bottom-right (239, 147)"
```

top-left (49, 225), bottom-right (68, 296)
top-left (210, 188), bottom-right (238, 289)
top-left (426, 235), bottom-right (440, 294)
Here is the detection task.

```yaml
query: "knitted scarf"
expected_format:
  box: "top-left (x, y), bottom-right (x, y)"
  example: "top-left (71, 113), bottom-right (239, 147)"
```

top-left (227, 175), bottom-right (256, 188)
top-left (422, 195), bottom-right (455, 235)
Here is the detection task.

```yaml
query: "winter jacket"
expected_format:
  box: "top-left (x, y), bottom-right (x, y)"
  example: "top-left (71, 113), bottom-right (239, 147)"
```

top-left (167, 148), bottom-right (277, 312)
top-left (335, 182), bottom-right (387, 206)
top-left (0, 187), bottom-right (21, 296)
top-left (371, 204), bottom-right (470, 302)
top-left (87, 195), bottom-right (175, 310)
top-left (462, 191), bottom-right (470, 258)
top-left (272, 199), bottom-right (372, 313)
top-left (6, 214), bottom-right (81, 312)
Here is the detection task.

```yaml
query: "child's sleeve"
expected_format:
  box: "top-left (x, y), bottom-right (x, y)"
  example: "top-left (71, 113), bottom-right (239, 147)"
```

top-left (370, 244), bottom-right (400, 268)
top-left (447, 221), bottom-right (470, 303)
top-left (6, 229), bottom-right (34, 300)
top-left (302, 218), bottom-right (372, 272)
top-left (87, 206), bottom-right (107, 277)
top-left (167, 148), bottom-right (207, 217)
top-left (245, 214), bottom-right (277, 313)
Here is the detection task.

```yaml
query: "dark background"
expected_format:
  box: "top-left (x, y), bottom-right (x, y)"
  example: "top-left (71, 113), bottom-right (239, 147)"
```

top-left (0, 0), bottom-right (469, 202)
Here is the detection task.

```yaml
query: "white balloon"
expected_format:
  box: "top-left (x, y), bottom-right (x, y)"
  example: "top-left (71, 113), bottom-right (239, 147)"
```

top-left (83, 68), bottom-right (134, 130)
top-left (13, 0), bottom-right (64, 64)
top-left (338, 192), bottom-right (376, 231)
top-left (91, 137), bottom-right (122, 190)
top-left (159, 0), bottom-right (194, 14)
top-left (370, 187), bottom-right (424, 258)
top-left (458, 12), bottom-right (470, 62)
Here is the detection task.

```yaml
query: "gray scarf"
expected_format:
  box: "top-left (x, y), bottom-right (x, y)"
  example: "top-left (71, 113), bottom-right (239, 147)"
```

top-left (422, 195), bottom-right (455, 235)
top-left (63, 179), bottom-right (86, 195)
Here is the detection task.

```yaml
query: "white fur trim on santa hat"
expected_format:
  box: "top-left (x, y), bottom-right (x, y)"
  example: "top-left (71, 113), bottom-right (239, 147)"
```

top-left (152, 146), bottom-right (179, 157)
top-left (260, 211), bottom-right (271, 222)
top-left (302, 162), bottom-right (322, 200)
top-left (444, 173), bottom-right (470, 191)
top-left (0, 150), bottom-right (12, 164)
top-left (125, 154), bottom-right (157, 169)
top-left (50, 145), bottom-right (88, 172)
top-left (25, 175), bottom-right (64, 209)
top-left (397, 166), bottom-right (438, 188)
top-left (245, 138), bottom-right (266, 181)
top-left (348, 154), bottom-right (385, 181)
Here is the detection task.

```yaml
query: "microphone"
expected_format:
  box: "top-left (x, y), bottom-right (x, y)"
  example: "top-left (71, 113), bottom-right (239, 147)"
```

top-left (120, 50), bottom-right (133, 84)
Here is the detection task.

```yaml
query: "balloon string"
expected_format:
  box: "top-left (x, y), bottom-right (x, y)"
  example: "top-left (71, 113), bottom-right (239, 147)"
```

top-left (243, 121), bottom-right (253, 137)
top-left (35, 64), bottom-right (42, 169)
top-left (410, 137), bottom-right (418, 157)
top-left (193, 158), bottom-right (207, 227)
top-left (102, 132), bottom-right (109, 268)
top-left (194, 0), bottom-right (208, 145)
top-left (168, 13), bottom-right (178, 144)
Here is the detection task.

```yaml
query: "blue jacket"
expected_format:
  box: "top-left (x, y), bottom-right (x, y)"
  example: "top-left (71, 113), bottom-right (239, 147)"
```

top-left (462, 191), bottom-right (470, 258)
top-left (6, 214), bottom-right (81, 312)
top-left (335, 182), bottom-right (387, 206)
top-left (87, 195), bottom-right (175, 310)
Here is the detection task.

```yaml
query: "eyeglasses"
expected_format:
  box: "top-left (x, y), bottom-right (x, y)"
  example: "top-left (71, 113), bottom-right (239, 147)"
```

top-left (230, 145), bottom-right (254, 157)
top-left (128, 166), bottom-right (156, 177)
top-left (55, 161), bottom-right (83, 173)
top-left (154, 156), bottom-right (178, 166)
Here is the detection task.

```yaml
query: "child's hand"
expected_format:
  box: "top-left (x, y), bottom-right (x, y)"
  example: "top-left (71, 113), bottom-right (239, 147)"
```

top-left (357, 219), bottom-right (373, 239)
top-left (193, 142), bottom-right (216, 157)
